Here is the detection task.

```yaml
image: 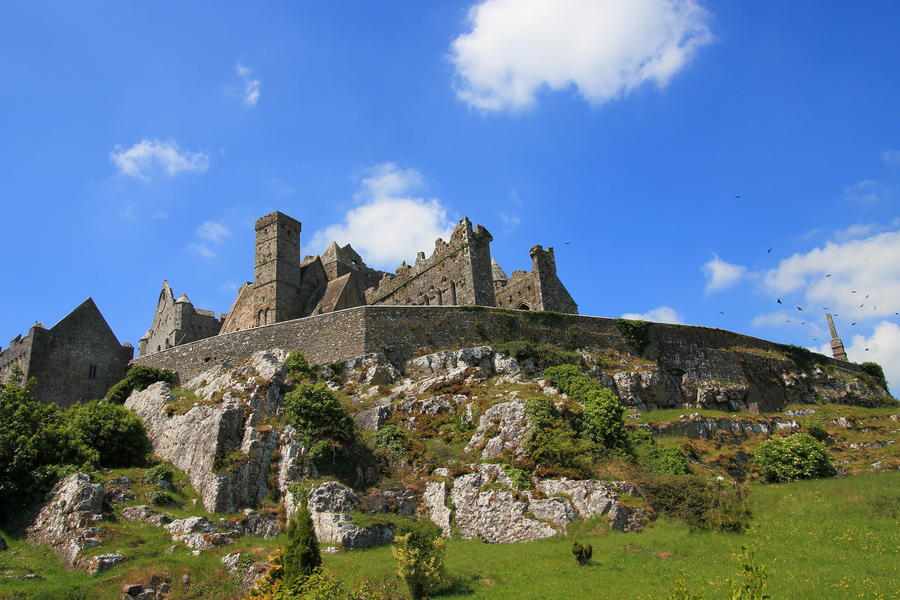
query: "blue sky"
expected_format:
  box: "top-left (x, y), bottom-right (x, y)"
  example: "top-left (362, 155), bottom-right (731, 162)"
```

top-left (2, 1), bottom-right (898, 390)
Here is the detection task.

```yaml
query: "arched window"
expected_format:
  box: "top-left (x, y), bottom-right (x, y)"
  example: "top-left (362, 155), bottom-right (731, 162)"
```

top-left (517, 302), bottom-right (531, 311)
top-left (450, 281), bottom-right (457, 305)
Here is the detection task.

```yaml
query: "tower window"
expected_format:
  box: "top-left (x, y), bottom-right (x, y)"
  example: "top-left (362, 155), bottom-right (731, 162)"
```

top-left (88, 364), bottom-right (97, 379)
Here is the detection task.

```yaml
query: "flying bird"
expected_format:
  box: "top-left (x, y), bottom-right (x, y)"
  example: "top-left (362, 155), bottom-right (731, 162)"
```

top-left (851, 322), bottom-right (856, 326)
top-left (767, 248), bottom-right (773, 253)
top-left (719, 311), bottom-right (726, 315)
top-left (866, 294), bottom-right (869, 299)
top-left (851, 290), bottom-right (857, 294)
top-left (777, 298), bottom-right (782, 304)
top-left (735, 194), bottom-right (742, 199)
top-left (796, 307), bottom-right (803, 311)
top-left (825, 274), bottom-right (832, 277)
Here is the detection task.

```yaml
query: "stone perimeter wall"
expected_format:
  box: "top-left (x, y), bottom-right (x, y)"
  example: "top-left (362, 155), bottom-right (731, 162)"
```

top-left (132, 305), bottom-right (863, 387)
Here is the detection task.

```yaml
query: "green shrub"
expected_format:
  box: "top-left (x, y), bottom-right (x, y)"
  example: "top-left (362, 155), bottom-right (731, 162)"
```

top-left (372, 424), bottom-right (408, 460)
top-left (283, 501), bottom-right (322, 586)
top-left (615, 319), bottom-right (651, 355)
top-left (284, 382), bottom-right (355, 446)
top-left (148, 489), bottom-right (174, 506)
top-left (859, 361), bottom-right (889, 392)
top-left (65, 401), bottom-right (151, 468)
top-left (523, 397), bottom-right (597, 478)
top-left (805, 420), bottom-right (829, 443)
top-left (634, 440), bottom-right (691, 475)
top-left (543, 364), bottom-right (631, 453)
top-left (491, 340), bottom-right (582, 369)
top-left (501, 464), bottom-right (532, 490)
top-left (753, 433), bottom-right (836, 483)
top-left (285, 350), bottom-right (318, 382)
top-left (780, 344), bottom-right (826, 372)
top-left (146, 463), bottom-right (174, 485)
top-left (727, 546), bottom-right (770, 600)
top-left (571, 541), bottom-right (592, 566)
top-left (636, 473), bottom-right (750, 532)
top-left (104, 365), bottom-right (175, 404)
top-left (392, 519), bottom-right (447, 599)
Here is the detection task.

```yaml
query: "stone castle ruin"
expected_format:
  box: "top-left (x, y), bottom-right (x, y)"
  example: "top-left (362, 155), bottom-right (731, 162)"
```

top-left (0, 298), bottom-right (133, 407)
top-left (139, 211), bottom-right (577, 356)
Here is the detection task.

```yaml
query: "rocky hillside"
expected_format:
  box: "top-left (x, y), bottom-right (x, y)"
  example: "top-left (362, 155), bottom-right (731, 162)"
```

top-left (4, 340), bottom-right (894, 598)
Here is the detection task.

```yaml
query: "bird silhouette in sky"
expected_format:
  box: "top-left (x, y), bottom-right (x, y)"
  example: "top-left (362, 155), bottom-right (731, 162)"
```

top-left (735, 194), bottom-right (742, 198)
top-left (851, 322), bottom-right (856, 326)
top-left (777, 298), bottom-right (782, 304)
top-left (851, 290), bottom-right (857, 293)
top-left (767, 248), bottom-right (773, 253)
top-left (825, 274), bottom-right (831, 277)
top-left (860, 304), bottom-right (864, 308)
top-left (796, 306), bottom-right (803, 311)
top-left (719, 311), bottom-right (726, 315)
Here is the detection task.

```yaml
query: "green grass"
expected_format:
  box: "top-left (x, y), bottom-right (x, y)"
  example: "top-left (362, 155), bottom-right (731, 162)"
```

top-left (323, 472), bottom-right (899, 599)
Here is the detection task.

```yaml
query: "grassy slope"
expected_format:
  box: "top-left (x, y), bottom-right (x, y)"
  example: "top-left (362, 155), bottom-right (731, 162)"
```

top-left (324, 472), bottom-right (899, 600)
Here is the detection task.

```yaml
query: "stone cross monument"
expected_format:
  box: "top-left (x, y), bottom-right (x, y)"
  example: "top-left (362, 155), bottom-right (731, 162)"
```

top-left (826, 313), bottom-right (848, 361)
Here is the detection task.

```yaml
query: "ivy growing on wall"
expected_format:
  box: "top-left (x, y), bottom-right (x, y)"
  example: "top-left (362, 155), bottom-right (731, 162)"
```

top-left (615, 319), bottom-right (651, 356)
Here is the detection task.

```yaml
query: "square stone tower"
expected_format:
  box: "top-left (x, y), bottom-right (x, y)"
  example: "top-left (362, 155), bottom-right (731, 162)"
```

top-left (253, 212), bottom-right (303, 325)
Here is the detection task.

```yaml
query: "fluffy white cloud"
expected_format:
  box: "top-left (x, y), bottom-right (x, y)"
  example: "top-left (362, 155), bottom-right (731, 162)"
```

top-left (187, 242), bottom-right (216, 259)
top-left (310, 163), bottom-right (455, 268)
top-left (236, 62), bottom-right (261, 107)
top-left (621, 306), bottom-right (682, 324)
top-left (110, 139), bottom-right (209, 180)
top-left (449, 0), bottom-right (712, 112)
top-left (814, 320), bottom-right (900, 394)
top-left (702, 255), bottom-right (747, 293)
top-left (196, 221), bottom-right (231, 244)
top-left (762, 231), bottom-right (900, 321)
top-left (882, 149), bottom-right (900, 166)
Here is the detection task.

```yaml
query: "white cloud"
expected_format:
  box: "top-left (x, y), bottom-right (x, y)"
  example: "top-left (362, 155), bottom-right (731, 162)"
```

top-left (500, 213), bottom-right (521, 231)
top-left (815, 321), bottom-right (900, 394)
top-left (882, 149), bottom-right (900, 166)
top-left (310, 163), bottom-right (455, 268)
top-left (621, 306), bottom-right (682, 324)
top-left (702, 255), bottom-right (747, 293)
top-left (188, 220), bottom-right (230, 259)
top-left (196, 221), bottom-right (231, 244)
top-left (449, 0), bottom-right (712, 112)
top-left (236, 62), bottom-right (261, 107)
top-left (843, 179), bottom-right (883, 204)
top-left (762, 230), bottom-right (900, 321)
top-left (188, 242), bottom-right (216, 259)
top-left (110, 139), bottom-right (209, 180)
top-left (834, 223), bottom-right (875, 242)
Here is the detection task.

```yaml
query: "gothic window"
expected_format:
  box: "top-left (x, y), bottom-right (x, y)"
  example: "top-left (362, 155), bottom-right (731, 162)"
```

top-left (87, 364), bottom-right (97, 379)
top-left (437, 289), bottom-right (443, 305)
top-left (517, 303), bottom-right (531, 311)
top-left (450, 281), bottom-right (457, 305)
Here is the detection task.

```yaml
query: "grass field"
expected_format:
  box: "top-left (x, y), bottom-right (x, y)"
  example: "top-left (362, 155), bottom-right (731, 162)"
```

top-left (325, 472), bottom-right (899, 600)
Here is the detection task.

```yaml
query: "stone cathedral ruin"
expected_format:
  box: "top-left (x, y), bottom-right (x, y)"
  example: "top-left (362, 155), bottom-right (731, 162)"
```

top-left (138, 211), bottom-right (577, 356)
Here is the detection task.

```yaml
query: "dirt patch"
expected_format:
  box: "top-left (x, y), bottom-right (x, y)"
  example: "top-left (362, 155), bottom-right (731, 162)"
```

top-left (624, 545), bottom-right (642, 553)
top-left (653, 551), bottom-right (676, 559)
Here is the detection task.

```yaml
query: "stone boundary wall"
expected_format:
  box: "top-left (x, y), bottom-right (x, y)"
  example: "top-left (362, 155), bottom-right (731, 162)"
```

top-left (132, 305), bottom-right (863, 385)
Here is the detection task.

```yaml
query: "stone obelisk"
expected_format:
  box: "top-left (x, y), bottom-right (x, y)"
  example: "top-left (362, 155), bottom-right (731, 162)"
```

top-left (826, 313), bottom-right (848, 361)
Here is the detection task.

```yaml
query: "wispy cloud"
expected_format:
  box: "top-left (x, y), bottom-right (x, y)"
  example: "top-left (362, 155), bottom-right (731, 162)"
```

top-left (110, 139), bottom-right (209, 180)
top-left (882, 149), bottom-right (900, 166)
top-left (621, 306), bottom-right (682, 324)
top-left (702, 255), bottom-right (747, 294)
top-left (449, 0), bottom-right (712, 112)
top-left (236, 62), bottom-right (261, 107)
top-left (843, 179), bottom-right (883, 204)
top-left (833, 223), bottom-right (875, 242)
top-left (310, 163), bottom-right (455, 268)
top-left (188, 220), bottom-right (230, 259)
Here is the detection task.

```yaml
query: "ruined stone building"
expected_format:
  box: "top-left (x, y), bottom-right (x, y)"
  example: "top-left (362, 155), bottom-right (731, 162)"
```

top-left (138, 281), bottom-right (224, 356)
top-left (138, 210), bottom-right (577, 356)
top-left (0, 298), bottom-right (134, 407)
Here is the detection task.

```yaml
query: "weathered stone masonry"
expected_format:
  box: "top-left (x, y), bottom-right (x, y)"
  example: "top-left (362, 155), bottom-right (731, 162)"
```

top-left (132, 305), bottom-right (866, 411)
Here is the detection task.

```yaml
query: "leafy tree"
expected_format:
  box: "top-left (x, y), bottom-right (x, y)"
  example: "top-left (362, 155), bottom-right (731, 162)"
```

top-left (285, 350), bottom-right (318, 382)
top-left (104, 365), bottom-right (174, 404)
top-left (391, 519), bottom-right (447, 600)
top-left (65, 400), bottom-right (151, 468)
top-left (753, 433), bottom-right (836, 483)
top-left (580, 388), bottom-right (630, 452)
top-left (284, 382), bottom-right (355, 446)
top-left (859, 361), bottom-right (889, 393)
top-left (282, 501), bottom-right (322, 586)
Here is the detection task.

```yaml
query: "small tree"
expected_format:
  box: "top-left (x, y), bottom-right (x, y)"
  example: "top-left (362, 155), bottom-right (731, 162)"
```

top-left (572, 541), bottom-right (592, 566)
top-left (391, 519), bottom-right (447, 599)
top-left (753, 433), bottom-right (836, 483)
top-left (282, 499), bottom-right (322, 587)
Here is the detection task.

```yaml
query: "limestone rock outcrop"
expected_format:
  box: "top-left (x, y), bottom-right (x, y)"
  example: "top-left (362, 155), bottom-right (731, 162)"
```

top-left (423, 464), bottom-right (648, 543)
top-left (26, 473), bottom-right (106, 569)
top-left (465, 398), bottom-right (529, 459)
